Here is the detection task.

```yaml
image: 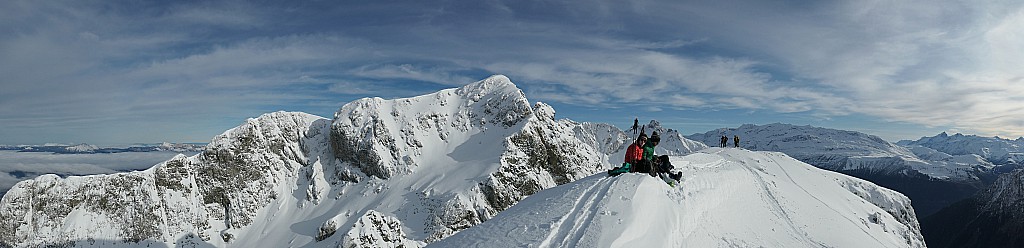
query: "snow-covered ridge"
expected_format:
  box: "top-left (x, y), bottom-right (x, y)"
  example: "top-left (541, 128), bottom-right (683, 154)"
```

top-left (0, 75), bottom-right (612, 247)
top-left (431, 148), bottom-right (924, 247)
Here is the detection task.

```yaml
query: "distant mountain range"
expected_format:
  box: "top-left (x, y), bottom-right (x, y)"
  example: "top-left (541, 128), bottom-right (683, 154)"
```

top-left (899, 132), bottom-right (1024, 173)
top-left (0, 142), bottom-right (206, 154)
top-left (687, 124), bottom-right (998, 217)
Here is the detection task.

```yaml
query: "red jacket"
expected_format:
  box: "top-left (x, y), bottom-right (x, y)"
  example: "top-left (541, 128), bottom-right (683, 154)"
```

top-left (624, 143), bottom-right (643, 164)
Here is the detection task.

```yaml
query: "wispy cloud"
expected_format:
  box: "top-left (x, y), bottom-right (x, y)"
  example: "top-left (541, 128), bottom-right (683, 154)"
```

top-left (1, 0), bottom-right (1022, 144)
top-left (349, 64), bottom-right (478, 86)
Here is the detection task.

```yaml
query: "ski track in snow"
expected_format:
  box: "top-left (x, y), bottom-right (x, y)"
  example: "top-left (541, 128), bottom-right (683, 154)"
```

top-left (733, 154), bottom-right (817, 246)
top-left (539, 176), bottom-right (613, 248)
top-left (757, 152), bottom-right (887, 247)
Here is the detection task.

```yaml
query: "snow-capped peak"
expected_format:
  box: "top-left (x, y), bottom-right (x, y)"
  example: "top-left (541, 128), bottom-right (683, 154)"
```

top-left (454, 75), bottom-right (523, 102)
top-left (328, 75), bottom-right (535, 179)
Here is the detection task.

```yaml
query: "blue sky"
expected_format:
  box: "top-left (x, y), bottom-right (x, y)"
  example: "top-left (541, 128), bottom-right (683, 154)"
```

top-left (1, 0), bottom-right (1022, 145)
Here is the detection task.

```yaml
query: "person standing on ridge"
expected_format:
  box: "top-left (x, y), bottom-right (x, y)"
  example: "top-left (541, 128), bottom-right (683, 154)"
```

top-left (720, 135), bottom-right (728, 147)
top-left (734, 135), bottom-right (740, 148)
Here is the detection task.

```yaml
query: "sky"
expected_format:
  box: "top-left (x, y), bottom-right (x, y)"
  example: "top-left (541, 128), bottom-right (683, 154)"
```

top-left (1, 0), bottom-right (1022, 145)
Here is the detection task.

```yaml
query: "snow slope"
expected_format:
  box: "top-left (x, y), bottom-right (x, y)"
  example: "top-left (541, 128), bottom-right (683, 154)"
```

top-left (432, 148), bottom-right (924, 247)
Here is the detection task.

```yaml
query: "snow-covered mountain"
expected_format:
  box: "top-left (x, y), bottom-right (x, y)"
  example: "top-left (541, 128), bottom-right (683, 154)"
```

top-left (687, 123), bottom-right (994, 216)
top-left (431, 148), bottom-right (925, 247)
top-left (0, 76), bottom-right (612, 247)
top-left (572, 122), bottom-right (629, 156)
top-left (904, 145), bottom-right (995, 169)
top-left (65, 144), bottom-right (99, 153)
top-left (921, 169), bottom-right (1024, 248)
top-left (901, 132), bottom-right (1024, 167)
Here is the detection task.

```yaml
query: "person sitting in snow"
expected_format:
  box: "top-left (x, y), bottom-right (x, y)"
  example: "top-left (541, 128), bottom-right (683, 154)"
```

top-left (627, 132), bottom-right (650, 174)
top-left (644, 132), bottom-right (682, 181)
top-left (608, 132), bottom-right (647, 176)
top-left (642, 132), bottom-right (660, 176)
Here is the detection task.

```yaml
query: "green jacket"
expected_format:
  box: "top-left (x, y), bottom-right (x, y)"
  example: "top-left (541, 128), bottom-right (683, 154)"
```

top-left (642, 142), bottom-right (657, 161)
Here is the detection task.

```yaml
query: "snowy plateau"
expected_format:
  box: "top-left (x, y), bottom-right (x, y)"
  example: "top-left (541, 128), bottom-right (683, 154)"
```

top-left (0, 75), bottom-right (924, 247)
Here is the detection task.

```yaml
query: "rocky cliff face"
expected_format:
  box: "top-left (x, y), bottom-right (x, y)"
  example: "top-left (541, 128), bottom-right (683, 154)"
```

top-left (0, 75), bottom-right (611, 248)
top-left (921, 169), bottom-right (1024, 248)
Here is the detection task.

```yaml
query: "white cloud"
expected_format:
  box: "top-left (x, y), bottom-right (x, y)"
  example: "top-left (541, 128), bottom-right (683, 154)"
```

top-left (349, 64), bottom-right (477, 86)
top-left (0, 151), bottom-right (190, 193)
